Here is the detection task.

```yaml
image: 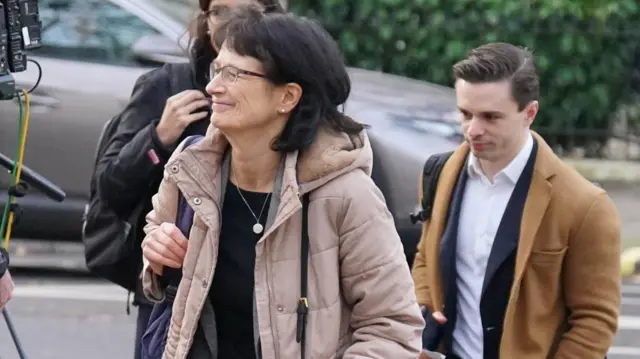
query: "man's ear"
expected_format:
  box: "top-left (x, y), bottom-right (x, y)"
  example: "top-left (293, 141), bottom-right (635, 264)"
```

top-left (525, 100), bottom-right (539, 126)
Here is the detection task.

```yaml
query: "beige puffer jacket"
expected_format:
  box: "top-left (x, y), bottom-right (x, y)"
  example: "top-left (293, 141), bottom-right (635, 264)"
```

top-left (142, 122), bottom-right (425, 359)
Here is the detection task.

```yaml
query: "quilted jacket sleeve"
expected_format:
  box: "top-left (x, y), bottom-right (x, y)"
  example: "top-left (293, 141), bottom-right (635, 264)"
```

top-left (339, 176), bottom-right (425, 359)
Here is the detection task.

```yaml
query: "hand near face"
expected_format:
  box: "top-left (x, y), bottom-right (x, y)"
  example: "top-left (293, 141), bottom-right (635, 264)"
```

top-left (155, 90), bottom-right (210, 147)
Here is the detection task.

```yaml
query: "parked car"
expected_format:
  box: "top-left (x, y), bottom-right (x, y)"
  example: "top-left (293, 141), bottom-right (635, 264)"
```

top-left (0, 0), bottom-right (460, 269)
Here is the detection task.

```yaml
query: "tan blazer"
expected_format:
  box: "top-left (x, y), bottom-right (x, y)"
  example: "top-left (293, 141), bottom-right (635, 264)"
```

top-left (412, 132), bottom-right (621, 359)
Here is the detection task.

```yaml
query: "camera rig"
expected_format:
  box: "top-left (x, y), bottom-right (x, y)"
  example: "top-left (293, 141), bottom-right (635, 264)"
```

top-left (0, 2), bottom-right (65, 359)
top-left (0, 0), bottom-right (42, 100)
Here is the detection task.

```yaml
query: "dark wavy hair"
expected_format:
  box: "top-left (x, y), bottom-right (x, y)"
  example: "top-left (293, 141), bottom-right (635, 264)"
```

top-left (188, 0), bottom-right (285, 89)
top-left (453, 43), bottom-right (539, 111)
top-left (212, 6), bottom-right (366, 152)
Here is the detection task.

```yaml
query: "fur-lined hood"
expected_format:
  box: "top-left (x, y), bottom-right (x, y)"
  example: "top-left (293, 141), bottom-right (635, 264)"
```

top-left (187, 119), bottom-right (374, 194)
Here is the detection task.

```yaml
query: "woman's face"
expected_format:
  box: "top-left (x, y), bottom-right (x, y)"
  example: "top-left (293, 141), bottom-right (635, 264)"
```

top-left (205, 0), bottom-right (264, 37)
top-left (206, 43), bottom-right (302, 135)
top-left (206, 44), bottom-right (278, 133)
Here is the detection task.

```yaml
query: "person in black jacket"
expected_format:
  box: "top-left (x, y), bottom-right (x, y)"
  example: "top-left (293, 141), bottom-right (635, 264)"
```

top-left (94, 1), bottom-right (284, 358)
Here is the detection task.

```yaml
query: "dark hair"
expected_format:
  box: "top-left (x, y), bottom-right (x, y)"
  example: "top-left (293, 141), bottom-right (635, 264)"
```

top-left (452, 42), bottom-right (539, 111)
top-left (213, 6), bottom-right (365, 153)
top-left (188, 0), bottom-right (285, 89)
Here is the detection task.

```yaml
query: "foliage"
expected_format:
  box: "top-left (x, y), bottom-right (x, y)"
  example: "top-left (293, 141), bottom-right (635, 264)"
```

top-left (290, 0), bottom-right (640, 156)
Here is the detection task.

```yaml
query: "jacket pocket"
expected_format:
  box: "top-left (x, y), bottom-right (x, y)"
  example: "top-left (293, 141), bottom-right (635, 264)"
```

top-left (529, 247), bottom-right (567, 265)
top-left (522, 248), bottom-right (567, 317)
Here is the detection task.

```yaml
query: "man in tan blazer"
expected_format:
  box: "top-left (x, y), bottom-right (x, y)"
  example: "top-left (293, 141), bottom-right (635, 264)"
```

top-left (412, 42), bottom-right (621, 359)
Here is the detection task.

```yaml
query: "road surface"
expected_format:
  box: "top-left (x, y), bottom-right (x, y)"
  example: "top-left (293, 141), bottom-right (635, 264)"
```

top-left (0, 271), bottom-right (639, 359)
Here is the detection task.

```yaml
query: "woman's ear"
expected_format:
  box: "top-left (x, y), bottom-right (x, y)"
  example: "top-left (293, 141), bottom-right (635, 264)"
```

top-left (277, 83), bottom-right (302, 114)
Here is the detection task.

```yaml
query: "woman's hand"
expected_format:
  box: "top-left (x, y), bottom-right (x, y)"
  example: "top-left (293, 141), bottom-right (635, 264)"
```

top-left (155, 90), bottom-right (210, 146)
top-left (142, 222), bottom-right (189, 276)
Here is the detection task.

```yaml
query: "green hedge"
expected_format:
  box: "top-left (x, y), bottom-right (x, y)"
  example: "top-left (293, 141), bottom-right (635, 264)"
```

top-left (291, 0), bottom-right (640, 157)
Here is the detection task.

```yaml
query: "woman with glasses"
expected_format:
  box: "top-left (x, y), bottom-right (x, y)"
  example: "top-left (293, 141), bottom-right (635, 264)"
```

top-left (93, 1), bottom-right (284, 358)
top-left (140, 6), bottom-right (424, 359)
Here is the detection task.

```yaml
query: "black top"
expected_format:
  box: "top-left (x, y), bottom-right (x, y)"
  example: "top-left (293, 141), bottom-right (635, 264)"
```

top-left (209, 181), bottom-right (271, 359)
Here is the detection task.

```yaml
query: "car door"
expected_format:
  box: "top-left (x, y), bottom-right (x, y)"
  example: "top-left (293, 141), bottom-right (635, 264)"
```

top-left (0, 0), bottom-right (174, 241)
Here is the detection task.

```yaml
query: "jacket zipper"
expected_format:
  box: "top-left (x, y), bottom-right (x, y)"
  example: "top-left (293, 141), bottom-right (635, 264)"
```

top-left (261, 190), bottom-right (302, 359)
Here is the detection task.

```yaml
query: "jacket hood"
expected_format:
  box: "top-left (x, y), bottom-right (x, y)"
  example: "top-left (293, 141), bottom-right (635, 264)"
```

top-left (201, 116), bottom-right (373, 193)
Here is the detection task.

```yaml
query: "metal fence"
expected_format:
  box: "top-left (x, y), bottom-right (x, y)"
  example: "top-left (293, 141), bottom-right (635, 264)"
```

top-left (536, 61), bottom-right (640, 162)
top-left (513, 22), bottom-right (640, 162)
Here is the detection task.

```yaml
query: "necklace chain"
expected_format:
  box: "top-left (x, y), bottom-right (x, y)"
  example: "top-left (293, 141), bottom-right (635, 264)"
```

top-left (231, 167), bottom-right (271, 234)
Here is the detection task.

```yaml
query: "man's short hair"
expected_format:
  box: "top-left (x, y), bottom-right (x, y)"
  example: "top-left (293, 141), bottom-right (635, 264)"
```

top-left (452, 42), bottom-right (539, 111)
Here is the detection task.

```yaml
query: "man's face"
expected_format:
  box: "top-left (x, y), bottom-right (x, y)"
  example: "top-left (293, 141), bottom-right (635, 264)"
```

top-left (455, 78), bottom-right (537, 164)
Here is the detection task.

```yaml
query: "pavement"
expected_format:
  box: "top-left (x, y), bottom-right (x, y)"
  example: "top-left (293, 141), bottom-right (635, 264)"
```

top-left (565, 158), bottom-right (640, 185)
top-left (600, 182), bottom-right (640, 247)
top-left (599, 182), bottom-right (640, 280)
top-left (614, 283), bottom-right (640, 358)
top-left (0, 272), bottom-right (136, 359)
top-left (0, 272), bottom-right (639, 359)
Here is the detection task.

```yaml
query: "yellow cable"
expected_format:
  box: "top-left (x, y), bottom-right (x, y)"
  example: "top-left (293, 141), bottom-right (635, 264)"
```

top-left (3, 90), bottom-right (30, 248)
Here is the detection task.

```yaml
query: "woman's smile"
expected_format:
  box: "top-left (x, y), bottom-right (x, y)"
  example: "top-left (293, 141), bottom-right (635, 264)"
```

top-left (212, 101), bottom-right (234, 112)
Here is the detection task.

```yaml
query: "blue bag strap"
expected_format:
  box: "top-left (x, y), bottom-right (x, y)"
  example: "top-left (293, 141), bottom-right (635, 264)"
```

top-left (162, 135), bottom-right (204, 298)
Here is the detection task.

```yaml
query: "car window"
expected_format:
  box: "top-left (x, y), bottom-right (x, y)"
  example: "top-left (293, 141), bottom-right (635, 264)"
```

top-left (35, 0), bottom-right (161, 66)
top-left (147, 0), bottom-right (195, 26)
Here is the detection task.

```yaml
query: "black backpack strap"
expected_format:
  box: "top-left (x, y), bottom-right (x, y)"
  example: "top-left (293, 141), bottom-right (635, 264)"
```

top-left (296, 193), bottom-right (310, 359)
top-left (410, 151), bottom-right (454, 224)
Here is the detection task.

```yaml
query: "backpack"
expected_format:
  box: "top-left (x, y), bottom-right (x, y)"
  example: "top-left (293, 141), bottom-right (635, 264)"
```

top-left (82, 115), bottom-right (145, 292)
top-left (410, 151), bottom-right (454, 224)
top-left (82, 64), bottom-right (198, 293)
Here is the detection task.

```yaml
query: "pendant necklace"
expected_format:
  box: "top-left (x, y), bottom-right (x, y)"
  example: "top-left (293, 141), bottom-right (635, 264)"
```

top-left (232, 168), bottom-right (272, 234)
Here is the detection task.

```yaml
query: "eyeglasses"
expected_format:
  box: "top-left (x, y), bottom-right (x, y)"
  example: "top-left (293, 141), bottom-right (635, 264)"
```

top-left (210, 65), bottom-right (266, 84)
top-left (203, 5), bottom-right (230, 20)
top-left (204, 4), bottom-right (272, 20)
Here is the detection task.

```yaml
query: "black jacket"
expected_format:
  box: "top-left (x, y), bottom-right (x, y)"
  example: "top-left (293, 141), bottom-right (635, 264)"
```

top-left (95, 62), bottom-right (210, 305)
top-left (0, 247), bottom-right (8, 278)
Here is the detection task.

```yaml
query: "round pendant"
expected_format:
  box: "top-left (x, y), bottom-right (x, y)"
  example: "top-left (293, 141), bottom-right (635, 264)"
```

top-left (253, 223), bottom-right (264, 235)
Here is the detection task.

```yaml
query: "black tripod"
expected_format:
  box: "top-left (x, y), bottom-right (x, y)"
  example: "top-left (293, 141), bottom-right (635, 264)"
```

top-left (0, 151), bottom-right (66, 359)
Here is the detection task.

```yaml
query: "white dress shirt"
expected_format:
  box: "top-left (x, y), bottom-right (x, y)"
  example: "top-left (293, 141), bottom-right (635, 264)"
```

top-left (451, 132), bottom-right (534, 359)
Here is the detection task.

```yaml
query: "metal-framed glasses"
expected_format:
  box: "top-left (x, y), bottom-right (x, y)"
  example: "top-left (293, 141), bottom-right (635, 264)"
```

top-left (203, 5), bottom-right (231, 21)
top-left (210, 65), bottom-right (266, 84)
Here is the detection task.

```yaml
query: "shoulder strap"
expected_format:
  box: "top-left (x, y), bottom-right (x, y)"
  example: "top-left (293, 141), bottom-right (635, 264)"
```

top-left (164, 135), bottom-right (205, 290)
top-left (296, 193), bottom-right (310, 359)
top-left (174, 135), bottom-right (205, 235)
top-left (410, 151), bottom-right (454, 224)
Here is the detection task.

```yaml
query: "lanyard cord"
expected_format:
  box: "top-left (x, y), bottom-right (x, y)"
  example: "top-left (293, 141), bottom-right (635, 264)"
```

top-left (1, 89), bottom-right (31, 248)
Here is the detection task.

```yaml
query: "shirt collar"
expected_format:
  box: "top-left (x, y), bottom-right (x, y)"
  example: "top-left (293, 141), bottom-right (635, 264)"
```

top-left (467, 131), bottom-right (534, 183)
